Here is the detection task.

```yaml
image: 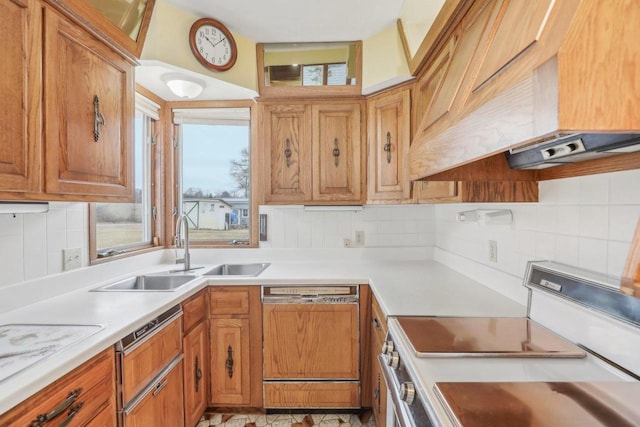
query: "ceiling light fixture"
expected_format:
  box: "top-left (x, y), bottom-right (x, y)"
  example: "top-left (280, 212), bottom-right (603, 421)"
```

top-left (162, 73), bottom-right (206, 99)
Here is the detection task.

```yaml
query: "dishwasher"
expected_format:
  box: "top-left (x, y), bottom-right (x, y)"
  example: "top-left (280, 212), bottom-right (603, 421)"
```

top-left (262, 286), bottom-right (360, 409)
top-left (115, 305), bottom-right (184, 427)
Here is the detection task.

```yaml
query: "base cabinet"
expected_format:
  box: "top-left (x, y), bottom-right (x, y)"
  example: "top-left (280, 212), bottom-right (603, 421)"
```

top-left (0, 348), bottom-right (116, 426)
top-left (183, 290), bottom-right (208, 427)
top-left (370, 294), bottom-right (388, 426)
top-left (208, 287), bottom-right (262, 408)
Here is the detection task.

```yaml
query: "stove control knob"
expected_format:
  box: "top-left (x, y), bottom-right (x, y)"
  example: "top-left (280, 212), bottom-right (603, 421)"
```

top-left (381, 340), bottom-right (394, 354)
top-left (400, 382), bottom-right (416, 404)
top-left (387, 351), bottom-right (400, 369)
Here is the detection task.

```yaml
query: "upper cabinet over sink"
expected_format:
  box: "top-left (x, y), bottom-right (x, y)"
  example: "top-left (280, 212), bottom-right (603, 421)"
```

top-left (409, 0), bottom-right (640, 180)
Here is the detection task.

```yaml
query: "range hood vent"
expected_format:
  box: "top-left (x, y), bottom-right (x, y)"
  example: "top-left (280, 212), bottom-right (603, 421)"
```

top-left (506, 133), bottom-right (640, 170)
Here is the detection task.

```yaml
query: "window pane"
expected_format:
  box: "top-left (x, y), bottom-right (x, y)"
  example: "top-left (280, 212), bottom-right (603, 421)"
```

top-left (181, 121), bottom-right (250, 242)
top-left (95, 112), bottom-right (151, 252)
top-left (327, 63), bottom-right (347, 85)
top-left (303, 65), bottom-right (324, 86)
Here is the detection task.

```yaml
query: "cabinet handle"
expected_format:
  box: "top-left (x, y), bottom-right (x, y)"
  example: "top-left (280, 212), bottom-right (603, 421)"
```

top-left (57, 402), bottom-right (84, 427)
top-left (333, 138), bottom-right (340, 167)
top-left (384, 131), bottom-right (392, 164)
top-left (284, 138), bottom-right (292, 167)
top-left (93, 95), bottom-right (106, 142)
top-left (194, 355), bottom-right (203, 392)
top-left (29, 388), bottom-right (82, 426)
top-left (372, 317), bottom-right (382, 331)
top-left (153, 378), bottom-right (169, 397)
top-left (225, 345), bottom-right (234, 378)
top-left (376, 373), bottom-right (382, 414)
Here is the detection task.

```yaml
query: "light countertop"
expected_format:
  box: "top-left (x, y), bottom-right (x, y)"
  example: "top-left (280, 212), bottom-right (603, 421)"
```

top-left (0, 248), bottom-right (526, 414)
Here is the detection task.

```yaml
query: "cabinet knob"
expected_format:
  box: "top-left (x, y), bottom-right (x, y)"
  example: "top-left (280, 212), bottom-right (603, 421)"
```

top-left (381, 340), bottom-right (394, 354)
top-left (384, 131), bottom-right (392, 164)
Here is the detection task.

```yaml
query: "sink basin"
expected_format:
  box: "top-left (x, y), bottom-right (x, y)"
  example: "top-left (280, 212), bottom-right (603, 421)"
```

top-left (204, 263), bottom-right (270, 277)
top-left (92, 274), bottom-right (197, 292)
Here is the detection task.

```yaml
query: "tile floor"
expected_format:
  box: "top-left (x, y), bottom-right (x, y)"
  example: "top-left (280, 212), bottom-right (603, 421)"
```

top-left (198, 411), bottom-right (376, 427)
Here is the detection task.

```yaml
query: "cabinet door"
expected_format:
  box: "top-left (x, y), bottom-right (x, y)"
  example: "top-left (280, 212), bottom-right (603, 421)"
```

top-left (263, 103), bottom-right (312, 203)
top-left (414, 0), bottom-right (496, 135)
top-left (43, 7), bottom-right (134, 199)
top-left (209, 318), bottom-right (250, 405)
top-left (473, 0), bottom-right (556, 90)
top-left (124, 359), bottom-right (184, 427)
top-left (0, 0), bottom-right (41, 193)
top-left (263, 303), bottom-right (359, 379)
top-left (312, 103), bottom-right (363, 202)
top-left (367, 88), bottom-right (411, 201)
top-left (371, 354), bottom-right (388, 427)
top-left (183, 322), bottom-right (207, 427)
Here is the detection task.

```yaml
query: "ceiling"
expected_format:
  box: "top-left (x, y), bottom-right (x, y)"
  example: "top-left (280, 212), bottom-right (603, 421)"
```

top-left (163, 0), bottom-right (405, 42)
top-left (137, 0), bottom-right (411, 100)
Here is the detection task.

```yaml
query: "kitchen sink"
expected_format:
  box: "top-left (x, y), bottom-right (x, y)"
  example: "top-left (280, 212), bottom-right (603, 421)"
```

top-left (204, 263), bottom-right (270, 277)
top-left (92, 274), bottom-right (197, 292)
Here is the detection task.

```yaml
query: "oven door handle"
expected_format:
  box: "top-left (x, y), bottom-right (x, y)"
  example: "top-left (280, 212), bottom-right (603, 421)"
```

top-left (378, 354), bottom-right (411, 427)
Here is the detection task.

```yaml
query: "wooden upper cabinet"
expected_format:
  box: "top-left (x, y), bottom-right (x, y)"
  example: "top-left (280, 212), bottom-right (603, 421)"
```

top-left (263, 103), bottom-right (313, 203)
top-left (43, 7), bottom-right (134, 199)
top-left (312, 103), bottom-right (363, 202)
top-left (261, 99), bottom-right (364, 204)
top-left (368, 87), bottom-right (411, 202)
top-left (0, 0), bottom-right (41, 194)
top-left (472, 0), bottom-right (555, 91)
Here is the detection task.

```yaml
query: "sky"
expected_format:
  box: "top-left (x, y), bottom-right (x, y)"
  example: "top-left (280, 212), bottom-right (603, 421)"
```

top-left (181, 124), bottom-right (249, 197)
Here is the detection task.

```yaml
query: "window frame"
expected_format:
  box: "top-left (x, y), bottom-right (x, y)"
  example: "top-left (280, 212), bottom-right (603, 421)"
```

top-left (167, 100), bottom-right (258, 248)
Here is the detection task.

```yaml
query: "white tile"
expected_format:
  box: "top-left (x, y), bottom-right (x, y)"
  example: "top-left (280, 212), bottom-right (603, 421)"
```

top-left (555, 235), bottom-right (579, 267)
top-left (534, 232), bottom-right (556, 260)
top-left (66, 208), bottom-right (86, 231)
top-left (310, 213), bottom-right (325, 248)
top-left (23, 237), bottom-right (47, 281)
top-left (46, 231), bottom-right (66, 255)
top-left (66, 230), bottom-right (86, 253)
top-left (547, 176), bottom-right (580, 204)
top-left (0, 214), bottom-right (23, 237)
top-left (376, 206), bottom-right (392, 221)
top-left (362, 206), bottom-right (378, 222)
top-left (578, 206), bottom-right (609, 239)
top-left (23, 213), bottom-right (46, 236)
top-left (578, 174), bottom-right (609, 204)
top-left (47, 250), bottom-right (64, 275)
top-left (0, 235), bottom-right (24, 286)
top-left (46, 207), bottom-right (67, 232)
top-left (607, 241), bottom-right (631, 278)
top-left (297, 216), bottom-right (312, 248)
top-left (608, 205), bottom-right (640, 242)
top-left (609, 169), bottom-right (640, 204)
top-left (283, 209), bottom-right (299, 248)
top-left (336, 212), bottom-right (353, 236)
top-left (535, 205), bottom-right (555, 232)
top-left (578, 237), bottom-right (608, 274)
top-left (555, 206), bottom-right (580, 236)
top-left (322, 212), bottom-right (339, 235)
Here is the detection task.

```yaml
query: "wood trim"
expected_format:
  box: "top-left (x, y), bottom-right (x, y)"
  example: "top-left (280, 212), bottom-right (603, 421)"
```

top-left (396, 19), bottom-right (412, 67)
top-left (359, 285), bottom-right (372, 408)
top-left (257, 42), bottom-right (363, 98)
top-left (538, 152), bottom-right (640, 181)
top-left (622, 218), bottom-right (640, 298)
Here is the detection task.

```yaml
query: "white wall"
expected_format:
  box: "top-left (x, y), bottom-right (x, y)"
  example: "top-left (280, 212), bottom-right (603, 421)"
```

top-left (259, 205), bottom-right (435, 248)
top-left (0, 203), bottom-right (89, 288)
top-left (435, 169), bottom-right (640, 283)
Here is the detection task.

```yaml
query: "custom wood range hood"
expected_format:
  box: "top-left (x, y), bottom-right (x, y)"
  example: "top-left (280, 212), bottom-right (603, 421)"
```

top-left (408, 0), bottom-right (640, 181)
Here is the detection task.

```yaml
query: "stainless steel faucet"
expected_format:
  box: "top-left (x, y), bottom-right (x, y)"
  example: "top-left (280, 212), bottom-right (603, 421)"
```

top-left (174, 214), bottom-right (191, 271)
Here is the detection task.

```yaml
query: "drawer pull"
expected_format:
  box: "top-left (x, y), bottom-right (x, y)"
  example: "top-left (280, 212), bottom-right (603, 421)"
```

top-left (194, 355), bottom-right (203, 392)
top-left (284, 138), bottom-right (292, 167)
top-left (226, 345), bottom-right (234, 378)
top-left (333, 138), bottom-right (340, 167)
top-left (153, 379), bottom-right (168, 397)
top-left (372, 317), bottom-right (382, 331)
top-left (58, 402), bottom-right (84, 427)
top-left (29, 388), bottom-right (82, 426)
top-left (93, 95), bottom-right (106, 142)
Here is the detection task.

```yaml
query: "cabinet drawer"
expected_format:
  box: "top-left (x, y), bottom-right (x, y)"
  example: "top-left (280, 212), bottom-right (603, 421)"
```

top-left (123, 358), bottom-right (184, 427)
top-left (371, 295), bottom-right (387, 345)
top-left (0, 348), bottom-right (115, 426)
top-left (209, 288), bottom-right (250, 315)
top-left (183, 290), bottom-right (206, 334)
top-left (264, 382), bottom-right (360, 408)
top-left (119, 316), bottom-right (182, 405)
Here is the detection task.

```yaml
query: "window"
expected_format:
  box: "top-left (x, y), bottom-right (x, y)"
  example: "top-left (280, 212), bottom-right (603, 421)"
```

top-left (90, 93), bottom-right (158, 259)
top-left (174, 107), bottom-right (252, 244)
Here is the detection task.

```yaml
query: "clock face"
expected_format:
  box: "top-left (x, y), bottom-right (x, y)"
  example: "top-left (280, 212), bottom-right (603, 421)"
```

top-left (189, 19), bottom-right (237, 71)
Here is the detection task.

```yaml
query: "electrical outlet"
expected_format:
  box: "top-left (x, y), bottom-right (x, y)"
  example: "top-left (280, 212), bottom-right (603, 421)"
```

top-left (488, 240), bottom-right (498, 263)
top-left (354, 230), bottom-right (365, 247)
top-left (343, 238), bottom-right (352, 248)
top-left (63, 248), bottom-right (82, 271)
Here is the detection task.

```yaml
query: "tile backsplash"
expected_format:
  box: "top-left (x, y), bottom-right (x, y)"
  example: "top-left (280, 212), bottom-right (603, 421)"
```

top-left (434, 169), bottom-right (640, 280)
top-left (0, 203), bottom-right (88, 288)
top-left (258, 205), bottom-right (436, 249)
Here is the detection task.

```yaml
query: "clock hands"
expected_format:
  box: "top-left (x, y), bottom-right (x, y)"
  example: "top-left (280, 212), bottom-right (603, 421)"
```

top-left (213, 37), bottom-right (227, 47)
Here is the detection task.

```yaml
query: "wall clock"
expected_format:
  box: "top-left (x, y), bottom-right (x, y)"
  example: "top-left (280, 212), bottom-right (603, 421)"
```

top-left (189, 18), bottom-right (238, 71)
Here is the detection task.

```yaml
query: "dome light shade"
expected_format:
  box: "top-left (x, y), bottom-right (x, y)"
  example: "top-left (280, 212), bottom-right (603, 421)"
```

top-left (162, 73), bottom-right (205, 99)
